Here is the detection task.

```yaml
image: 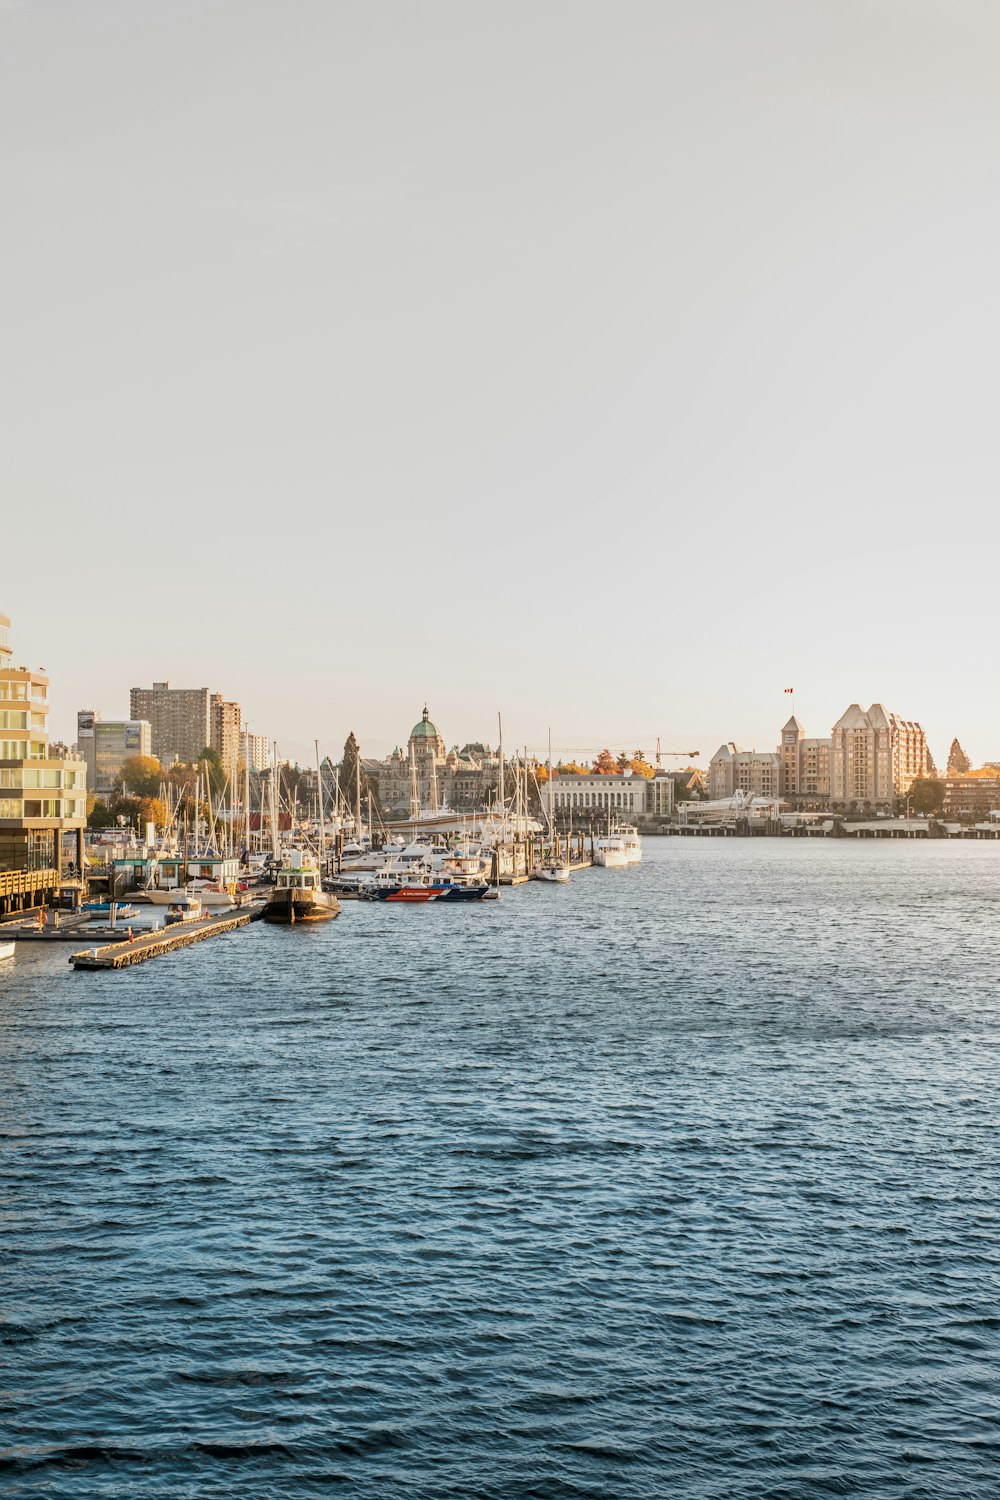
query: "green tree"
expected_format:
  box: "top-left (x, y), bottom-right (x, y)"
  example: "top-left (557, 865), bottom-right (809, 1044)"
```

top-left (906, 777), bottom-right (945, 816)
top-left (87, 799), bottom-right (115, 830)
top-left (197, 746), bottom-right (228, 795)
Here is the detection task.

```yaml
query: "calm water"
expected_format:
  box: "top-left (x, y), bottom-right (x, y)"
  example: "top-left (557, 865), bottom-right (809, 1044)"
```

top-left (3, 840), bottom-right (1000, 1498)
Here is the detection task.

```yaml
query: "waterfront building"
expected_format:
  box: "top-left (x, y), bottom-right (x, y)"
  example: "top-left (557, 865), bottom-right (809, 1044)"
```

top-left (942, 772), bottom-right (1000, 819)
top-left (547, 771), bottom-right (674, 818)
top-left (709, 744), bottom-right (781, 801)
top-left (830, 704), bottom-right (928, 809)
top-left (130, 682), bottom-right (211, 765)
top-left (241, 732), bottom-right (271, 772)
top-left (778, 717), bottom-right (832, 805)
top-left (0, 610), bottom-right (87, 906)
top-left (210, 694), bottom-right (242, 772)
top-left (76, 711), bottom-right (152, 796)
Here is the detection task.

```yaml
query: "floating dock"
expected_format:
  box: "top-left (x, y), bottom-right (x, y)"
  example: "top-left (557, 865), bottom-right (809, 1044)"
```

top-left (70, 911), bottom-right (252, 970)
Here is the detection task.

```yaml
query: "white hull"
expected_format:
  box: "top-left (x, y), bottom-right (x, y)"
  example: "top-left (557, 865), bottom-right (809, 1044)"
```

top-left (0, 941), bottom-right (14, 962)
top-left (144, 887), bottom-right (235, 908)
top-left (594, 849), bottom-right (630, 868)
top-left (533, 866), bottom-right (570, 882)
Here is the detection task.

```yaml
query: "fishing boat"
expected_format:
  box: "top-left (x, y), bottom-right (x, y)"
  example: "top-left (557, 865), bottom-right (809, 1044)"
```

top-left (261, 850), bottom-right (340, 923)
top-left (0, 941), bottom-right (14, 963)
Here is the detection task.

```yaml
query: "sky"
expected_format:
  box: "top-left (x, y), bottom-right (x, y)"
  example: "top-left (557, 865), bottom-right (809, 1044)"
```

top-left (2, 0), bottom-right (998, 769)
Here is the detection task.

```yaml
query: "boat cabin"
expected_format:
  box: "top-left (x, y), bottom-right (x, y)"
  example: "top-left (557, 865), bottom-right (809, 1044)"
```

top-left (113, 854), bottom-right (240, 893)
top-left (276, 868), bottom-right (320, 891)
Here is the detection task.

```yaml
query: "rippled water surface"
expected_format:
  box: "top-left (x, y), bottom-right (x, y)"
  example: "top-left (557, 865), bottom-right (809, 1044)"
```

top-left (3, 839), bottom-right (1000, 1498)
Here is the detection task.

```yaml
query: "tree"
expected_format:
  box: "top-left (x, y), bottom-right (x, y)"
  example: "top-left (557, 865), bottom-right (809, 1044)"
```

top-left (339, 732), bottom-right (381, 817)
top-left (906, 777), bottom-right (945, 816)
top-left (197, 745), bottom-right (228, 795)
top-left (594, 748), bottom-right (619, 774)
top-left (87, 799), bottom-right (115, 829)
top-left (119, 754), bottom-right (162, 798)
top-left (946, 738), bottom-right (971, 776)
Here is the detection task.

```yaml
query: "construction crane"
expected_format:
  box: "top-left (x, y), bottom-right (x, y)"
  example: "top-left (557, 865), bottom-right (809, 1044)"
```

top-left (530, 739), bottom-right (700, 765)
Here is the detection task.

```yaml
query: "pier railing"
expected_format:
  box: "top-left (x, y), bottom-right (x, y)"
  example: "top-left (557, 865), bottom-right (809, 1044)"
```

top-left (0, 868), bottom-right (59, 899)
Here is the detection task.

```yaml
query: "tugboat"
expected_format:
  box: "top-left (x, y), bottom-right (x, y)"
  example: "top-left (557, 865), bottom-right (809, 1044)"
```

top-left (262, 850), bottom-right (340, 924)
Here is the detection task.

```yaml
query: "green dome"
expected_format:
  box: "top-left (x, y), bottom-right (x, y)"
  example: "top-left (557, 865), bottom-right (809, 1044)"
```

top-left (410, 705), bottom-right (440, 740)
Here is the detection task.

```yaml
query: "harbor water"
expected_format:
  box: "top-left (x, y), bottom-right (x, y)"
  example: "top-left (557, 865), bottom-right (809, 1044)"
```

top-left (3, 840), bottom-right (1000, 1498)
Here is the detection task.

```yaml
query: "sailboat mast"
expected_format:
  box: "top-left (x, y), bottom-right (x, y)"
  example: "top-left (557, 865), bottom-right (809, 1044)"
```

top-left (315, 739), bottom-right (326, 868)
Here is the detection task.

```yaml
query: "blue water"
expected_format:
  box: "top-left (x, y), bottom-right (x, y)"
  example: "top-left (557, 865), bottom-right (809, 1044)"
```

top-left (3, 839), bottom-right (1000, 1498)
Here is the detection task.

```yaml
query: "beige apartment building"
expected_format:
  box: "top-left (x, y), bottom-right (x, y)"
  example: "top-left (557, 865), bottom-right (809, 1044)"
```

top-left (210, 694), bottom-right (242, 771)
top-left (241, 732), bottom-right (271, 772)
top-left (0, 610), bottom-right (87, 912)
top-left (830, 703), bottom-right (928, 808)
top-left (778, 716), bottom-right (832, 805)
top-left (130, 682), bottom-right (211, 765)
top-left (709, 744), bottom-right (781, 801)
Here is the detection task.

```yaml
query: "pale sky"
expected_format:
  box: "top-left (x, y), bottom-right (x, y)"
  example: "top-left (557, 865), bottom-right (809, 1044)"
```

top-left (3, 1), bottom-right (998, 768)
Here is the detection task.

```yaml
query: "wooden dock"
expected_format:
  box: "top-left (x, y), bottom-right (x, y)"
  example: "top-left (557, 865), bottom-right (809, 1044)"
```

top-left (70, 911), bottom-right (252, 970)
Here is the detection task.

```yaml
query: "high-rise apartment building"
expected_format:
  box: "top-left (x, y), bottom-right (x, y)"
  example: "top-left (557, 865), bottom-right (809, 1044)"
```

top-left (778, 716), bottom-right (832, 804)
top-left (129, 682), bottom-right (210, 765)
top-left (210, 695), bottom-right (242, 771)
top-left (830, 704), bottom-right (928, 807)
top-left (77, 710), bottom-right (152, 796)
top-left (0, 610), bottom-right (87, 906)
top-left (241, 732), bottom-right (271, 772)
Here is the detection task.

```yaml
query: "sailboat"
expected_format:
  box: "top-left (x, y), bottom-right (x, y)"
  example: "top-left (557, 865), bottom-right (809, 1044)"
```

top-left (532, 727), bottom-right (571, 882)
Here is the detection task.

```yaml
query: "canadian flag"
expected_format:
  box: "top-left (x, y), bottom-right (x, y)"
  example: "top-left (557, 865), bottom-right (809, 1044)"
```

top-left (784, 688), bottom-right (794, 694)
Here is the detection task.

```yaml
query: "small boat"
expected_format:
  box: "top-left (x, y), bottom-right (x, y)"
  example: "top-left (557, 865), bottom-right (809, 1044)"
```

top-left (533, 861), bottom-right (570, 883)
top-left (165, 894), bottom-right (203, 925)
top-left (0, 941), bottom-right (14, 962)
top-left (261, 851), bottom-right (340, 924)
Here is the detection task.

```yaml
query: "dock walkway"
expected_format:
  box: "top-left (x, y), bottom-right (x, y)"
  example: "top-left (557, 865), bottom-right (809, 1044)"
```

top-left (70, 911), bottom-right (252, 970)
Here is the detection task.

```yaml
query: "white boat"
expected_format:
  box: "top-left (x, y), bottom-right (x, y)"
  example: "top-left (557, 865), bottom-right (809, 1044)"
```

top-left (533, 861), bottom-right (570, 882)
top-left (145, 882), bottom-right (236, 908)
top-left (0, 941), bottom-right (14, 962)
top-left (165, 894), bottom-right (203, 925)
top-left (594, 823), bottom-right (643, 867)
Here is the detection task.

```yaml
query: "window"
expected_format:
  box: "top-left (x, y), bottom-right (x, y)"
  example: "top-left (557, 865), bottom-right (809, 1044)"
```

top-left (0, 799), bottom-right (19, 818)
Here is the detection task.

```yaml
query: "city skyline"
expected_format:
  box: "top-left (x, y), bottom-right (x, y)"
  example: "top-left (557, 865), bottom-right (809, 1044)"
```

top-left (5, 3), bottom-right (1000, 766)
top-left (2, 598), bottom-right (991, 774)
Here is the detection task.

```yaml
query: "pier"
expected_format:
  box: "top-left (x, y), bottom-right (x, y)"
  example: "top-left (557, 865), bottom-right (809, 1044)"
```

top-left (70, 911), bottom-right (253, 970)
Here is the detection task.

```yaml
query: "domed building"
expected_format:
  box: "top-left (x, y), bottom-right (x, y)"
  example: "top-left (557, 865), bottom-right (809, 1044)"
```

top-left (371, 706), bottom-right (499, 819)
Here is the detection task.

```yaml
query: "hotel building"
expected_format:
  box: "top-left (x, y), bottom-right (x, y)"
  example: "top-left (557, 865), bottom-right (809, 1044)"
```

top-left (830, 704), bottom-right (929, 808)
top-left (709, 745), bottom-right (781, 801)
top-left (778, 716), bottom-right (832, 805)
top-left (0, 611), bottom-right (87, 912)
